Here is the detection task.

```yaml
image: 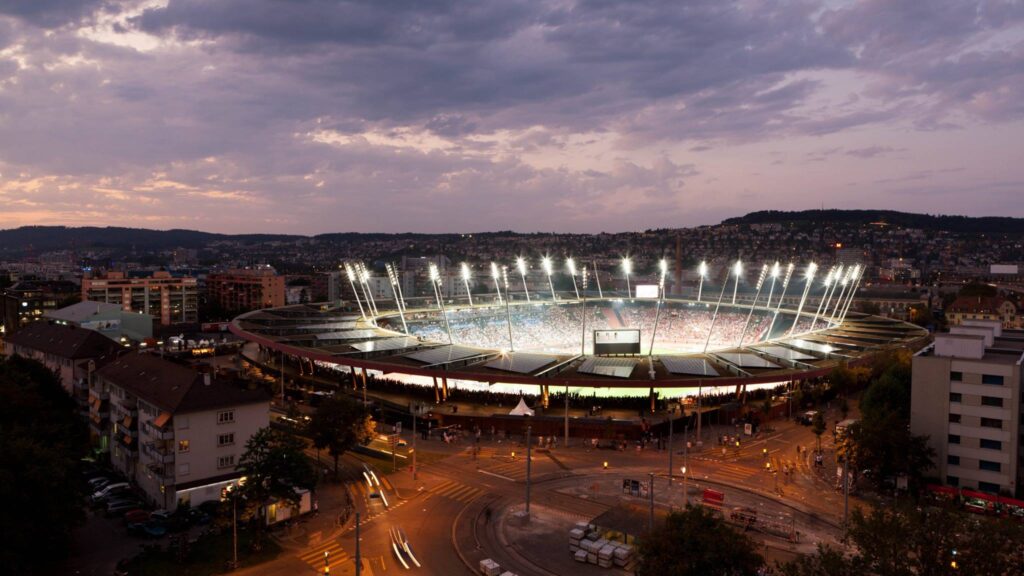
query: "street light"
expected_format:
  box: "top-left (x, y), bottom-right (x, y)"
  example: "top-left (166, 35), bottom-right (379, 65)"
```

top-left (697, 261), bottom-right (708, 302)
top-left (542, 256), bottom-right (556, 301)
top-left (491, 262), bottom-right (503, 303)
top-left (516, 257), bottom-right (530, 302)
top-left (622, 257), bottom-right (632, 298)
top-left (566, 258), bottom-right (580, 300)
top-left (460, 263), bottom-right (474, 306)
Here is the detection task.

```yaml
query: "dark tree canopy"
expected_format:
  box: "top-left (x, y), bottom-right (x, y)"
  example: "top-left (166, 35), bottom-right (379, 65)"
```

top-left (0, 355), bottom-right (89, 575)
top-left (636, 506), bottom-right (763, 576)
top-left (308, 394), bottom-right (373, 476)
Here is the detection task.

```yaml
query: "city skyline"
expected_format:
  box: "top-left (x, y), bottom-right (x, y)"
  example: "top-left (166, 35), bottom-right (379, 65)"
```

top-left (0, 1), bottom-right (1022, 234)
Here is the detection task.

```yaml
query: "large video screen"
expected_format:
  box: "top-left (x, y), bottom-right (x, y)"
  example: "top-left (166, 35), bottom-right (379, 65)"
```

top-left (593, 329), bottom-right (641, 355)
top-left (634, 284), bottom-right (659, 299)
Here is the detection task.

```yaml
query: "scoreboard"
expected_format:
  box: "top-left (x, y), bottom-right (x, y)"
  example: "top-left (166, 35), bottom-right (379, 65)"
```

top-left (593, 329), bottom-right (641, 355)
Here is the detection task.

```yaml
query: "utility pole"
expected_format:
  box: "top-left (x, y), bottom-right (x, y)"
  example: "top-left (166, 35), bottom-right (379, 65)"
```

top-left (564, 385), bottom-right (570, 449)
top-left (231, 490), bottom-right (238, 570)
top-left (412, 404), bottom-right (418, 479)
top-left (843, 458), bottom-right (849, 524)
top-left (525, 424), bottom-right (532, 518)
top-left (355, 512), bottom-right (361, 576)
top-left (648, 472), bottom-right (655, 532)
top-left (667, 406), bottom-right (674, 487)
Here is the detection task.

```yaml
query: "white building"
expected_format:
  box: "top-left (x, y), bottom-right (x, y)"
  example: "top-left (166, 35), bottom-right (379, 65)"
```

top-left (96, 353), bottom-right (270, 510)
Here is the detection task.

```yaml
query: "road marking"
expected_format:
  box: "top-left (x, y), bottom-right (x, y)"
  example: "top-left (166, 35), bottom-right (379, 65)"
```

top-left (478, 468), bottom-right (515, 481)
top-left (297, 539), bottom-right (350, 571)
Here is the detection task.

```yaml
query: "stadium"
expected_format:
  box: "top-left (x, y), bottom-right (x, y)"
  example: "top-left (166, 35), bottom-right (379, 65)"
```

top-left (230, 259), bottom-right (929, 408)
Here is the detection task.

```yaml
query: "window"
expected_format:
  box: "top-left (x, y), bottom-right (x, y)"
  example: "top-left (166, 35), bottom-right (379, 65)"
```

top-left (978, 481), bottom-right (1001, 493)
top-left (948, 434), bottom-right (961, 444)
top-left (981, 396), bottom-right (1003, 407)
top-left (217, 433), bottom-right (235, 447)
top-left (980, 418), bottom-right (1002, 429)
top-left (178, 439), bottom-right (190, 453)
top-left (947, 455), bottom-right (960, 466)
top-left (949, 371), bottom-right (963, 381)
top-left (949, 392), bottom-right (962, 403)
top-left (947, 475), bottom-right (959, 487)
top-left (980, 438), bottom-right (1002, 450)
top-left (217, 455), bottom-right (235, 469)
top-left (979, 460), bottom-right (1001, 472)
top-left (948, 413), bottom-right (961, 424)
top-left (981, 374), bottom-right (1004, 386)
top-left (178, 463), bottom-right (190, 476)
top-left (217, 410), bottom-right (235, 424)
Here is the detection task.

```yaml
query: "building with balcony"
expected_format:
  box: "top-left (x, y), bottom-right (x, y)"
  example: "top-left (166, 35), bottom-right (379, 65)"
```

top-left (206, 268), bottom-right (285, 313)
top-left (911, 320), bottom-right (1024, 498)
top-left (81, 270), bottom-right (198, 326)
top-left (96, 353), bottom-right (270, 511)
top-left (1, 279), bottom-right (80, 335)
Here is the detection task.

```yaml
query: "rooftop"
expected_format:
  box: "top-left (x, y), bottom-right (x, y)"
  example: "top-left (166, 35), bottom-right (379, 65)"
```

top-left (4, 321), bottom-right (120, 360)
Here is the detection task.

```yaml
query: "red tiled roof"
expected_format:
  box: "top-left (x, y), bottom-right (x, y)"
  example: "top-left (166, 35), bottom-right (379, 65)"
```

top-left (4, 321), bottom-right (120, 359)
top-left (949, 296), bottom-right (1014, 314)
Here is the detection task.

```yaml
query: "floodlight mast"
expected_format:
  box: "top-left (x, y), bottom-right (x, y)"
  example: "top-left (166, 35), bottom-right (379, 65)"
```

top-left (542, 257), bottom-right (556, 301)
top-left (501, 266), bottom-right (514, 351)
top-left (491, 263), bottom-right (503, 304)
top-left (580, 266), bottom-right (589, 356)
top-left (592, 260), bottom-right (604, 298)
top-left (391, 263), bottom-right (408, 312)
top-left (461, 263), bottom-right (474, 306)
top-left (766, 263), bottom-right (794, 336)
top-left (516, 257), bottom-right (531, 302)
top-left (828, 267), bottom-right (853, 324)
top-left (622, 257), bottom-right (632, 299)
top-left (731, 260), bottom-right (743, 305)
top-left (697, 261), bottom-right (708, 302)
top-left (810, 266), bottom-right (836, 330)
top-left (567, 258), bottom-right (580, 300)
top-left (648, 260), bottom-right (668, 378)
top-left (386, 263), bottom-right (409, 335)
top-left (839, 266), bottom-right (863, 323)
top-left (358, 263), bottom-right (379, 318)
top-left (429, 264), bottom-right (453, 344)
top-left (702, 260), bottom-right (739, 354)
top-left (344, 264), bottom-right (366, 320)
top-left (814, 264), bottom-right (843, 329)
top-left (738, 263), bottom-right (769, 347)
top-left (788, 262), bottom-right (818, 336)
top-left (832, 264), bottom-right (860, 323)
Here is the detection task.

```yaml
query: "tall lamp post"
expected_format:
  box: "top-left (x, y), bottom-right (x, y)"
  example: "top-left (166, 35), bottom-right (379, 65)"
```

top-left (697, 261), bottom-right (708, 302)
top-left (460, 263), bottom-right (474, 306)
top-left (592, 260), bottom-right (604, 298)
top-left (567, 258), bottom-right (580, 300)
top-left (516, 257), bottom-right (531, 302)
top-left (542, 256), bottom-right (556, 301)
top-left (428, 263), bottom-right (453, 344)
top-left (731, 260), bottom-right (743, 305)
top-left (648, 259), bottom-right (668, 379)
top-left (811, 266), bottom-right (839, 330)
top-left (501, 266), bottom-right (514, 351)
top-left (766, 262), bottom-right (794, 337)
top-left (344, 263), bottom-right (366, 320)
top-left (738, 264), bottom-right (769, 347)
top-left (385, 263), bottom-right (408, 335)
top-left (622, 257), bottom-right (632, 299)
top-left (491, 262), bottom-right (503, 304)
top-left (788, 262), bottom-right (818, 336)
top-left (703, 260), bottom-right (741, 354)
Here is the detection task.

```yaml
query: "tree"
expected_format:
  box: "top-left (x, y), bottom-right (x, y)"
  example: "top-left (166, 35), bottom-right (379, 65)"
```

top-left (235, 427), bottom-right (315, 550)
top-left (0, 355), bottom-right (89, 575)
top-left (308, 395), bottom-right (374, 477)
top-left (811, 411), bottom-right (825, 451)
top-left (636, 505), bottom-right (763, 576)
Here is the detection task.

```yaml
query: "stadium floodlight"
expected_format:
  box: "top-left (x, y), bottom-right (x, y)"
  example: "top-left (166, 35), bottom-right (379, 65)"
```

top-left (839, 264), bottom-right (863, 323)
top-left (649, 259), bottom-right (670, 373)
top-left (501, 265), bottom-right (514, 351)
top-left (789, 262), bottom-right (818, 336)
top-left (516, 257), bottom-right (531, 302)
top-left (358, 262), bottom-right (379, 317)
top-left (813, 265), bottom-right (842, 329)
top-left (385, 263), bottom-right (408, 334)
top-left (697, 261), bottom-right (708, 302)
top-left (566, 258), bottom-right (580, 300)
top-left (460, 263), bottom-right (474, 306)
top-left (829, 265), bottom-right (855, 323)
top-left (542, 256), bottom-right (556, 301)
top-left (491, 262), bottom-right (503, 304)
top-left (580, 266), bottom-right (589, 355)
top-left (766, 262), bottom-right (794, 336)
top-left (659, 259), bottom-right (668, 296)
top-left (344, 263), bottom-right (366, 320)
top-left (622, 257), bottom-right (633, 299)
top-left (731, 260), bottom-right (743, 305)
top-left (428, 263), bottom-right (453, 344)
top-left (702, 260), bottom-right (737, 354)
top-left (592, 259), bottom-right (604, 298)
top-left (738, 263), bottom-right (769, 347)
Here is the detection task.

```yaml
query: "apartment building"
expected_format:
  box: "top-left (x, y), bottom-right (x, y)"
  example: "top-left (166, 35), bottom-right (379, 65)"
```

top-left (1, 279), bottom-right (80, 335)
top-left (82, 270), bottom-right (198, 326)
top-left (95, 353), bottom-right (269, 511)
top-left (205, 268), bottom-right (285, 313)
top-left (911, 320), bottom-right (1024, 498)
top-left (947, 296), bottom-right (1020, 329)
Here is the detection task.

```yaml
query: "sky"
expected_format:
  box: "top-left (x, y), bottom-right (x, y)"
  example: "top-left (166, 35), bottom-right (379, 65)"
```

top-left (0, 0), bottom-right (1022, 234)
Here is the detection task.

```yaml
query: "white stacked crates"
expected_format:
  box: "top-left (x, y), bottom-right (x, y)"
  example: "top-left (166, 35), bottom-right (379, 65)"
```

top-left (567, 522), bottom-right (636, 570)
top-left (479, 558), bottom-right (501, 576)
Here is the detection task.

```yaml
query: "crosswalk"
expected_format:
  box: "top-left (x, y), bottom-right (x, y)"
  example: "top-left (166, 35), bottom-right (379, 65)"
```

top-left (479, 457), bottom-right (529, 480)
top-left (425, 479), bottom-right (485, 503)
top-left (297, 538), bottom-right (350, 573)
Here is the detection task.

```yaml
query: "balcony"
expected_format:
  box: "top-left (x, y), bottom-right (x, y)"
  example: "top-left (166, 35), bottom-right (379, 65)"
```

top-left (142, 441), bottom-right (176, 464)
top-left (146, 463), bottom-right (174, 484)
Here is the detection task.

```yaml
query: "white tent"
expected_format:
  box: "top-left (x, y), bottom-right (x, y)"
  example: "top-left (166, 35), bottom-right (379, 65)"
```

top-left (508, 397), bottom-right (535, 416)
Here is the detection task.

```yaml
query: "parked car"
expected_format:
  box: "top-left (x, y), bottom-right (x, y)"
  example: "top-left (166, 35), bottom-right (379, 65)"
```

top-left (106, 501), bottom-right (144, 518)
top-left (124, 509), bottom-right (152, 525)
top-left (797, 410), bottom-right (819, 426)
top-left (91, 483), bottom-right (130, 503)
top-left (127, 520), bottom-right (167, 538)
top-left (149, 510), bottom-right (172, 522)
top-left (87, 476), bottom-right (114, 490)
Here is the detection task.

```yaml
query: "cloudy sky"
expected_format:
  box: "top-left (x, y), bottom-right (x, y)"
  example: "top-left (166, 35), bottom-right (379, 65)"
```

top-left (0, 0), bottom-right (1022, 233)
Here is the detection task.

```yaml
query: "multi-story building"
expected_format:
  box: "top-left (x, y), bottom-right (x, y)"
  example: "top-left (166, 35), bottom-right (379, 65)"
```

top-left (1, 279), bottom-right (80, 335)
top-left (206, 268), bottom-right (285, 313)
top-left (911, 321), bottom-right (1024, 498)
top-left (95, 353), bottom-right (269, 510)
top-left (81, 270), bottom-right (198, 326)
top-left (2, 321), bottom-right (121, 431)
top-left (44, 300), bottom-right (154, 342)
top-left (947, 296), bottom-right (1020, 329)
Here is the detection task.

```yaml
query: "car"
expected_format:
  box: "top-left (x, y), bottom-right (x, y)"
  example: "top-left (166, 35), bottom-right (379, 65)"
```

top-left (91, 482), bottom-right (130, 503)
top-left (87, 477), bottom-right (113, 491)
top-left (149, 509), bottom-right (172, 522)
top-left (93, 486), bottom-right (133, 505)
top-left (127, 520), bottom-right (167, 538)
top-left (124, 509), bottom-right (152, 525)
top-left (106, 501), bottom-right (144, 517)
top-left (798, 410), bottom-right (819, 426)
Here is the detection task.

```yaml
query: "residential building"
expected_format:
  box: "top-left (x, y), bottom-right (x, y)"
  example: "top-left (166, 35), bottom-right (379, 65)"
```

top-left (947, 296), bottom-right (1020, 329)
top-left (1, 279), bottom-right (80, 335)
top-left (82, 270), bottom-right (198, 326)
top-left (206, 268), bottom-right (285, 313)
top-left (2, 321), bottom-right (122, 442)
top-left (95, 353), bottom-right (270, 510)
top-left (911, 321), bottom-right (1024, 498)
top-left (45, 300), bottom-right (154, 342)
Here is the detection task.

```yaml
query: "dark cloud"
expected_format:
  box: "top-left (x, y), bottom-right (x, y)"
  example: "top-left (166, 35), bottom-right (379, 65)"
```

top-left (0, 0), bottom-right (105, 28)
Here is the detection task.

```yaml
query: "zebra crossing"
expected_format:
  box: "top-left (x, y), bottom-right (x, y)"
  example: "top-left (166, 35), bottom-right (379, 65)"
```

top-left (479, 457), bottom-right (530, 480)
top-left (297, 538), bottom-right (350, 573)
top-left (424, 479), bottom-right (485, 503)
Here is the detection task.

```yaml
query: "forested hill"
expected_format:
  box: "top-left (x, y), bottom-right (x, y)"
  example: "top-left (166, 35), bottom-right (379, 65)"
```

top-left (0, 226), bottom-right (301, 252)
top-left (722, 210), bottom-right (1024, 235)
